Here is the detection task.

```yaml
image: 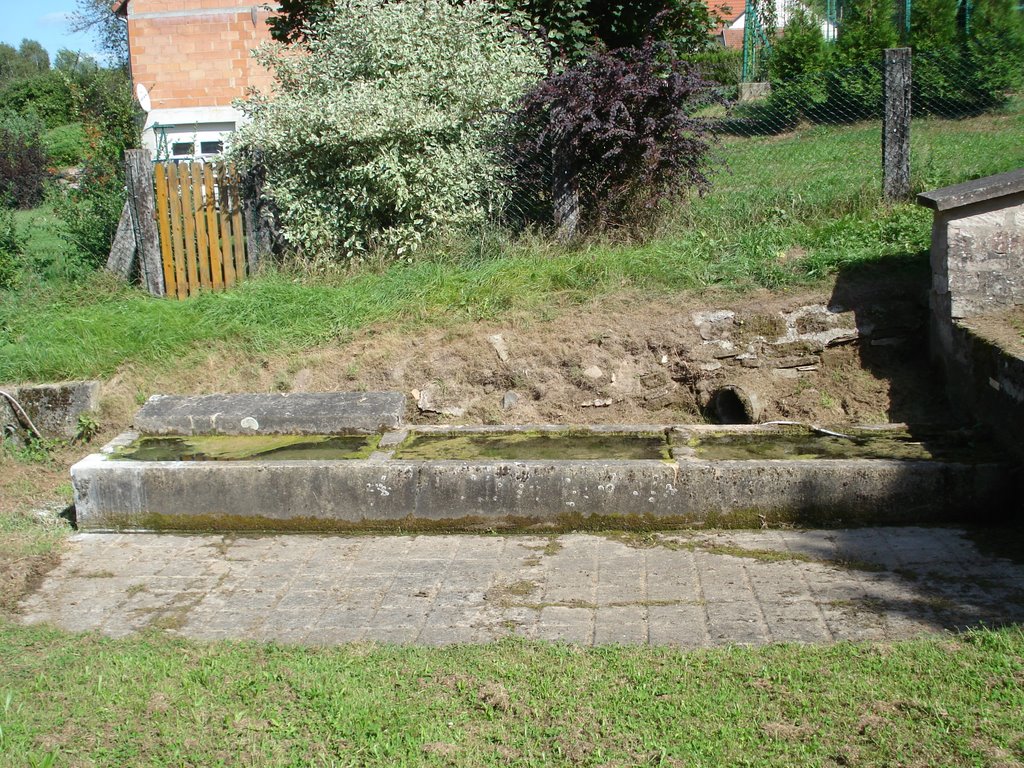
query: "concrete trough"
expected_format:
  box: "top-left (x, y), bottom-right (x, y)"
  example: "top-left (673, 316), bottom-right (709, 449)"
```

top-left (71, 421), bottom-right (1017, 532)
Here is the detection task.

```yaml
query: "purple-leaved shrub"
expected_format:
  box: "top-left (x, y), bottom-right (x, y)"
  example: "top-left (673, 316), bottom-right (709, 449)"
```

top-left (0, 122), bottom-right (47, 209)
top-left (505, 38), bottom-right (723, 234)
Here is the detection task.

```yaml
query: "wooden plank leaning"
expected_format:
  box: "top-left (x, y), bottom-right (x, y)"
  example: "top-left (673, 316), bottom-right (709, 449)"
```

top-left (105, 201), bottom-right (136, 278)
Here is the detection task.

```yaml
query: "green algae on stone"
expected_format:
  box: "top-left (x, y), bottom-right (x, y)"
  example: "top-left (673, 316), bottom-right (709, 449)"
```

top-left (393, 430), bottom-right (670, 461)
top-left (687, 427), bottom-right (1000, 463)
top-left (86, 499), bottom-right (957, 534)
top-left (112, 433), bottom-right (381, 462)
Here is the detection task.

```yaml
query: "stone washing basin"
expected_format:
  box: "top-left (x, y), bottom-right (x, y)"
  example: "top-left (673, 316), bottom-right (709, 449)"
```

top-left (70, 394), bottom-right (1014, 532)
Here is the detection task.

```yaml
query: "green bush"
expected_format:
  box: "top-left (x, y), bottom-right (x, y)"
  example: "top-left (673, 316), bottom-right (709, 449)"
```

top-left (65, 67), bottom-right (138, 154)
top-left (271, 0), bottom-right (718, 62)
top-left (684, 48), bottom-right (743, 89)
top-left (761, 0), bottom-right (1024, 122)
top-left (912, 0), bottom-right (1024, 115)
top-left (53, 129), bottom-right (125, 268)
top-left (0, 205), bottom-right (22, 289)
top-left (0, 71), bottom-right (75, 130)
top-left (767, 8), bottom-right (829, 83)
top-left (42, 123), bottom-right (88, 167)
top-left (233, 0), bottom-right (545, 262)
top-left (48, 65), bottom-right (138, 271)
top-left (500, 0), bottom-right (720, 60)
top-left (762, 8), bottom-right (831, 121)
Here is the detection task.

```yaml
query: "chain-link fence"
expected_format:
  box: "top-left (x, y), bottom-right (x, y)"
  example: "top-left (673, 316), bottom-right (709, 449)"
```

top-left (491, 47), bottom-right (1023, 236)
top-left (701, 48), bottom-right (1023, 213)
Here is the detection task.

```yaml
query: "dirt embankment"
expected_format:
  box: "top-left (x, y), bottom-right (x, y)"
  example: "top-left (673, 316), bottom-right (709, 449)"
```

top-left (96, 277), bottom-right (951, 433)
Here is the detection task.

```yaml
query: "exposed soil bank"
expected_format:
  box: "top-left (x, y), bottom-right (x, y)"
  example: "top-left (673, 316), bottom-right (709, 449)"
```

top-left (95, 275), bottom-right (952, 437)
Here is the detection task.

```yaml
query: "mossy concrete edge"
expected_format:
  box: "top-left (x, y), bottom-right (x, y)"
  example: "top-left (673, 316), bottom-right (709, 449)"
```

top-left (72, 428), bottom-right (1017, 532)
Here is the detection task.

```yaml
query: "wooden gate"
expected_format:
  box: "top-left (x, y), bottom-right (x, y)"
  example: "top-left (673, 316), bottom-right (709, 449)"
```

top-left (152, 160), bottom-right (248, 299)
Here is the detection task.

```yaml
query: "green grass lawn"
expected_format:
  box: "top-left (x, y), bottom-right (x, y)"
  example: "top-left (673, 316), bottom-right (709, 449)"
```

top-left (1, 623), bottom-right (1021, 766)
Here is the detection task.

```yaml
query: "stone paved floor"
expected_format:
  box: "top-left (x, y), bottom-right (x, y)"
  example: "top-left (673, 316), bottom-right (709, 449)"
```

top-left (17, 528), bottom-right (1024, 646)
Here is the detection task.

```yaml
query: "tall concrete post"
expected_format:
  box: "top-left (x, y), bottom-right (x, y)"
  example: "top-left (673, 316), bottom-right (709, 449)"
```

top-left (883, 48), bottom-right (912, 201)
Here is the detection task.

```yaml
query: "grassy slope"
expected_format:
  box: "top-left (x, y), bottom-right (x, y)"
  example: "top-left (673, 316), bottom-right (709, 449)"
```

top-left (1, 624), bottom-right (1022, 766)
top-left (2, 105), bottom-right (1022, 384)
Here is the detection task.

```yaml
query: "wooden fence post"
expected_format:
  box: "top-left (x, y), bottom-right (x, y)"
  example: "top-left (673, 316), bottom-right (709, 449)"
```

top-left (883, 48), bottom-right (912, 201)
top-left (124, 149), bottom-right (165, 296)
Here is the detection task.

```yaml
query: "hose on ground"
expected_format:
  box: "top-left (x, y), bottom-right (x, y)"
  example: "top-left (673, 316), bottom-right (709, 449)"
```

top-left (0, 390), bottom-right (43, 441)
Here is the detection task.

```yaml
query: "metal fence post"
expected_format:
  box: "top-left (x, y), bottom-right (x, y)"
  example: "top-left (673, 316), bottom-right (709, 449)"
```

top-left (124, 149), bottom-right (166, 296)
top-left (883, 48), bottom-right (912, 201)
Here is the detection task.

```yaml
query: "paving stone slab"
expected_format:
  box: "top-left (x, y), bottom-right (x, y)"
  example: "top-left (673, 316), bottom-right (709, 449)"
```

top-left (17, 528), bottom-right (1024, 647)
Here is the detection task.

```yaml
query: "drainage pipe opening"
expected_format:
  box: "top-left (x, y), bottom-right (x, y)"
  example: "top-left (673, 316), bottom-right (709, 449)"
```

top-left (709, 385), bottom-right (761, 425)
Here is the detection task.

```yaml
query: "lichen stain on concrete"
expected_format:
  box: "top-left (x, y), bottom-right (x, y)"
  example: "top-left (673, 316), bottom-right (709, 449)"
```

top-left (85, 503), bottom-right (949, 535)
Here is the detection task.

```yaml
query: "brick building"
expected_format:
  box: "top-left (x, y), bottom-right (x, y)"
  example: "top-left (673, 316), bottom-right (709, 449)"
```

top-left (113, 0), bottom-right (277, 159)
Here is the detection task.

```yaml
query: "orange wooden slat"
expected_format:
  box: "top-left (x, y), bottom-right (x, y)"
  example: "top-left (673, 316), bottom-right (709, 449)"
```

top-left (191, 161), bottom-right (212, 291)
top-left (217, 163), bottom-right (237, 288)
top-left (152, 163), bottom-right (177, 298)
top-left (165, 163), bottom-right (188, 300)
top-left (179, 163), bottom-right (200, 297)
top-left (203, 163), bottom-right (223, 291)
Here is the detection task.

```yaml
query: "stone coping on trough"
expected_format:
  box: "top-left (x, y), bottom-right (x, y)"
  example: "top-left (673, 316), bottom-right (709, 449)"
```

top-left (132, 392), bottom-right (406, 435)
top-left (71, 423), bottom-right (1015, 533)
top-left (916, 167), bottom-right (1024, 212)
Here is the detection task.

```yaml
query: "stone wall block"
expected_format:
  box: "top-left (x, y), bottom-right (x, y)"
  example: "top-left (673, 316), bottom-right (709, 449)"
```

top-left (2, 381), bottom-right (100, 440)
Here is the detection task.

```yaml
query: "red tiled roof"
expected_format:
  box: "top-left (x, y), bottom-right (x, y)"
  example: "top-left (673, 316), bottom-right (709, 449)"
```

top-left (708, 0), bottom-right (743, 28)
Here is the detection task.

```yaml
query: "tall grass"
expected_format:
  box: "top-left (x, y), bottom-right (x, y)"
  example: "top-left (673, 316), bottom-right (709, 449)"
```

top-left (1, 106), bottom-right (1021, 383)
